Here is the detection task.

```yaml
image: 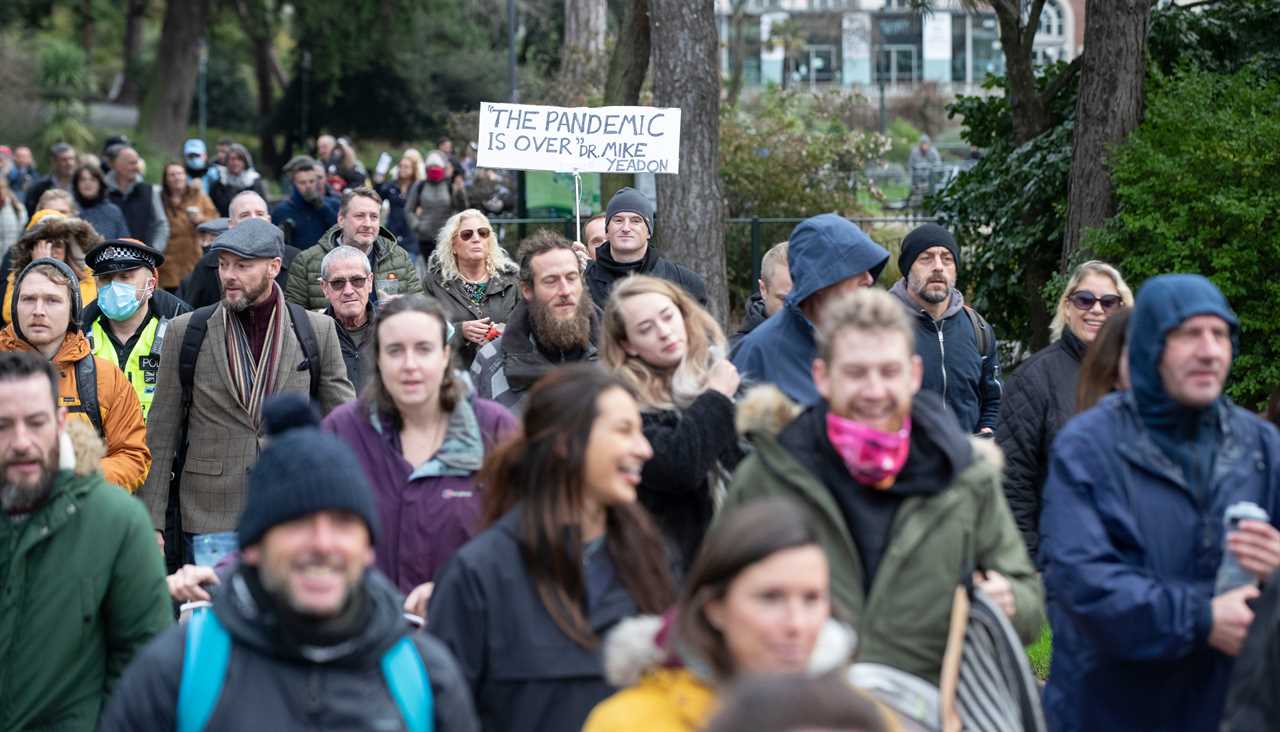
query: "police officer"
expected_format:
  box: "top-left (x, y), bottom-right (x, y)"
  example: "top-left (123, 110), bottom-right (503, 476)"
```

top-left (83, 238), bottom-right (191, 419)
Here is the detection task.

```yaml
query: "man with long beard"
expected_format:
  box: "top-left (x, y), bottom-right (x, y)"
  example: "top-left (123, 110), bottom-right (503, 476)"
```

top-left (0, 351), bottom-right (171, 731)
top-left (471, 230), bottom-right (599, 413)
top-left (137, 218), bottom-right (354, 569)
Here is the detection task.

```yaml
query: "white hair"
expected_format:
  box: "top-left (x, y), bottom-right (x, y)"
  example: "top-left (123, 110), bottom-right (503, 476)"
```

top-left (427, 208), bottom-right (517, 284)
top-left (320, 245), bottom-right (372, 281)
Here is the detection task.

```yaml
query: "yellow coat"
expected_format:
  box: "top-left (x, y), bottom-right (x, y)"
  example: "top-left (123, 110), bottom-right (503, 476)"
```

top-left (582, 668), bottom-right (717, 732)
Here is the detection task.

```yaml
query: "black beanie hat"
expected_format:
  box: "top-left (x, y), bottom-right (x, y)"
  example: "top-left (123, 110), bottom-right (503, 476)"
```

top-left (604, 187), bottom-right (655, 236)
top-left (237, 394), bottom-right (381, 549)
top-left (11, 257), bottom-right (82, 343)
top-left (898, 223), bottom-right (960, 276)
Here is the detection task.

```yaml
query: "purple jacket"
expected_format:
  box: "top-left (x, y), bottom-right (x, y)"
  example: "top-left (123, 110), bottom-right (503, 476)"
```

top-left (322, 396), bottom-right (517, 593)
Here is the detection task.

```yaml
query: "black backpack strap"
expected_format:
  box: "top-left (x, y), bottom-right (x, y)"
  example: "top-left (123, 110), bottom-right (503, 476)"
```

top-left (963, 305), bottom-right (993, 357)
top-left (180, 305), bottom-right (219, 412)
top-left (72, 354), bottom-right (104, 437)
top-left (287, 303), bottom-right (322, 401)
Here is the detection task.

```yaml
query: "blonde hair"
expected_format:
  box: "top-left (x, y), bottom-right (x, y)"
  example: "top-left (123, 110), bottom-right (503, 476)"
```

top-left (816, 287), bottom-right (914, 364)
top-left (401, 148), bottom-right (425, 182)
top-left (602, 275), bottom-right (726, 411)
top-left (1049, 260), bottom-right (1134, 342)
top-left (428, 208), bottom-right (516, 284)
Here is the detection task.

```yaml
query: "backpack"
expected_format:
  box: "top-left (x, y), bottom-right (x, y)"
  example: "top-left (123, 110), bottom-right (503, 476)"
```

top-left (962, 305), bottom-right (994, 357)
top-left (176, 609), bottom-right (433, 732)
top-left (69, 353), bottom-right (105, 437)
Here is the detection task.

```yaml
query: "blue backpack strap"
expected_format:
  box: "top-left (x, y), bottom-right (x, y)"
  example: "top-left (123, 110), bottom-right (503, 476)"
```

top-left (177, 609), bottom-right (232, 732)
top-left (381, 635), bottom-right (434, 732)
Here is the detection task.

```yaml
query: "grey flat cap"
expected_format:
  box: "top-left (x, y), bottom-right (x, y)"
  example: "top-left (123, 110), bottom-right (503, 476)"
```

top-left (208, 218), bottom-right (284, 260)
top-left (197, 217), bottom-right (230, 236)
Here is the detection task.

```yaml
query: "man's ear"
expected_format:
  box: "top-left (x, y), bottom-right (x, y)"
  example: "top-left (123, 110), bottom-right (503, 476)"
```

top-left (241, 546), bottom-right (261, 566)
top-left (268, 257), bottom-right (282, 279)
top-left (520, 283), bottom-right (533, 301)
top-left (56, 405), bottom-right (67, 432)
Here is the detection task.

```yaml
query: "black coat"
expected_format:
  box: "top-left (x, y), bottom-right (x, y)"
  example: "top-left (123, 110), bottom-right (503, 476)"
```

top-left (585, 243), bottom-right (707, 310)
top-left (98, 568), bottom-right (480, 732)
top-left (1222, 570), bottom-right (1280, 731)
top-left (994, 330), bottom-right (1086, 561)
top-left (325, 301), bottom-right (373, 391)
top-left (427, 508), bottom-right (641, 732)
top-left (730, 292), bottom-right (768, 350)
top-left (639, 390), bottom-right (743, 572)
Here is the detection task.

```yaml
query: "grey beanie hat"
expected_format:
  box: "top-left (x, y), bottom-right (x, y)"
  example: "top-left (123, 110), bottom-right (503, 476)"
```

top-left (604, 187), bottom-right (655, 235)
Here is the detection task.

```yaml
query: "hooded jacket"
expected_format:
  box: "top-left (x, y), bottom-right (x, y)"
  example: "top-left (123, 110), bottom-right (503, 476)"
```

top-left (585, 243), bottom-right (708, 310)
top-left (724, 386), bottom-right (1043, 684)
top-left (582, 615), bottom-right (869, 732)
top-left (729, 291), bottom-right (768, 349)
top-left (0, 420), bottom-right (172, 731)
top-left (731, 214), bottom-right (889, 405)
top-left (427, 507), bottom-right (647, 732)
top-left (286, 224), bottom-right (423, 311)
top-left (322, 395), bottom-right (517, 593)
top-left (207, 144), bottom-right (267, 217)
top-left (98, 567), bottom-right (480, 732)
top-left (890, 278), bottom-right (1001, 433)
top-left (0, 324), bottom-right (150, 491)
top-left (1040, 274), bottom-right (1280, 732)
top-left (995, 328), bottom-right (1086, 560)
top-left (271, 187), bottom-right (340, 251)
top-left (423, 257), bottom-right (522, 369)
top-left (0, 217), bottom-right (101, 326)
top-left (469, 300), bottom-right (600, 414)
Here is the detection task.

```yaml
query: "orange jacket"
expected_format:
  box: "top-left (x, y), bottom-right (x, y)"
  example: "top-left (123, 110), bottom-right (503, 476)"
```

top-left (0, 325), bottom-right (151, 491)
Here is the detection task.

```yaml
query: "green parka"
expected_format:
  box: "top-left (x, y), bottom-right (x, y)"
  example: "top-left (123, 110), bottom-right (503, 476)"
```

top-left (0, 421), bottom-right (172, 731)
top-left (285, 224), bottom-right (424, 310)
top-left (723, 386), bottom-right (1044, 685)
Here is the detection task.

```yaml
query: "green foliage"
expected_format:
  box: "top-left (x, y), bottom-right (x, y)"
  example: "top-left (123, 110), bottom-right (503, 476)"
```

top-left (1088, 65), bottom-right (1280, 408)
top-left (37, 37), bottom-right (93, 150)
top-left (720, 87), bottom-right (889, 308)
top-left (190, 44), bottom-right (256, 133)
top-left (1149, 0), bottom-right (1280, 78)
top-left (1028, 625), bottom-right (1052, 681)
top-left (931, 62), bottom-right (1078, 347)
top-left (885, 117), bottom-right (922, 166)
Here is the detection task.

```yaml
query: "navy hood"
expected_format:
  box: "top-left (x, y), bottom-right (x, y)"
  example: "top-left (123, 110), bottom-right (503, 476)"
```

top-left (1129, 274), bottom-right (1238, 425)
top-left (785, 214), bottom-right (890, 309)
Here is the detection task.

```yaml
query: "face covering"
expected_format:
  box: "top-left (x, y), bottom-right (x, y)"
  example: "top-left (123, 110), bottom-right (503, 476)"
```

top-left (426, 166), bottom-right (447, 183)
top-left (98, 281), bottom-right (144, 321)
top-left (826, 412), bottom-right (911, 489)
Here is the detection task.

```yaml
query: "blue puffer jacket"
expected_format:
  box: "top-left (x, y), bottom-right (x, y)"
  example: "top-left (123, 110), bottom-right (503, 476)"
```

top-left (1040, 274), bottom-right (1280, 732)
top-left (270, 189), bottom-right (339, 250)
top-left (890, 278), bottom-right (1000, 433)
top-left (731, 214), bottom-right (888, 405)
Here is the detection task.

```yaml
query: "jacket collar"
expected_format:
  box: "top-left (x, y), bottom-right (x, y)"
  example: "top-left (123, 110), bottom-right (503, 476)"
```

top-left (368, 392), bottom-right (486, 478)
top-left (499, 301), bottom-right (600, 386)
top-left (1059, 327), bottom-right (1087, 362)
top-left (889, 277), bottom-right (964, 322)
top-left (1113, 390), bottom-right (1238, 495)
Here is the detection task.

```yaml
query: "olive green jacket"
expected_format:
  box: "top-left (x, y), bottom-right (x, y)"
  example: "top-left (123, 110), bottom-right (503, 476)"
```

top-left (723, 387), bottom-right (1044, 685)
top-left (285, 224), bottom-right (423, 310)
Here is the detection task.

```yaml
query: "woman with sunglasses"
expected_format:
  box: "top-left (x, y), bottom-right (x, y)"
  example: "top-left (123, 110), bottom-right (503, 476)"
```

top-left (996, 260), bottom-right (1133, 564)
top-left (424, 208), bottom-right (521, 369)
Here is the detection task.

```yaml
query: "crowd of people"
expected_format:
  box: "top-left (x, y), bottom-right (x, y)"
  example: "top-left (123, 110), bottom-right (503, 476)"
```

top-left (1, 130), bottom-right (1279, 732)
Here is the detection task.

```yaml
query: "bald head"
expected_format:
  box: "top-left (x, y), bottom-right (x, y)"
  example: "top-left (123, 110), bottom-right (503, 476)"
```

top-left (229, 191), bottom-right (269, 226)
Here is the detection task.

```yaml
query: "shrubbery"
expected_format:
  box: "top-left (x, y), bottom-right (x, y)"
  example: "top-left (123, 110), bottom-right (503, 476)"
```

top-left (1089, 65), bottom-right (1280, 407)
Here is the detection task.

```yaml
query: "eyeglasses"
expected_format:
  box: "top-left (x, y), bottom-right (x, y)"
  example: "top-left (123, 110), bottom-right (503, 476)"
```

top-left (459, 228), bottom-right (491, 242)
top-left (1068, 291), bottom-right (1124, 312)
top-left (325, 276), bottom-right (368, 291)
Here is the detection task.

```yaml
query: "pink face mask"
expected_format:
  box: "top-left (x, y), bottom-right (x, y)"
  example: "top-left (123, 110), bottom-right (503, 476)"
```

top-left (825, 412), bottom-right (911, 489)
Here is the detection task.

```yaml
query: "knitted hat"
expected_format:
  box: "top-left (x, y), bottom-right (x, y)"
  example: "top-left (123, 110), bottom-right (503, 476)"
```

top-left (11, 257), bottom-right (82, 341)
top-left (898, 223), bottom-right (960, 276)
top-left (605, 187), bottom-right (655, 236)
top-left (237, 394), bottom-right (381, 549)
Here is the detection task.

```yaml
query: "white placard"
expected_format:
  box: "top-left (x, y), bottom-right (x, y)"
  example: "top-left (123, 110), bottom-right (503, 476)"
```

top-left (477, 102), bottom-right (681, 175)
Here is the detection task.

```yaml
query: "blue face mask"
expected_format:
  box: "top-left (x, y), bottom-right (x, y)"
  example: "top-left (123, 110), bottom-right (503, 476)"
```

top-left (98, 281), bottom-right (144, 321)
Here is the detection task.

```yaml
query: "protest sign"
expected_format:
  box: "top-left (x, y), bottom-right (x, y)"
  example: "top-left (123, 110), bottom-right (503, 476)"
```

top-left (477, 102), bottom-right (681, 175)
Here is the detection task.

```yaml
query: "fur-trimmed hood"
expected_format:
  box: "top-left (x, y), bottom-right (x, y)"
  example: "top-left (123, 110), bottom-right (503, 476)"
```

top-left (602, 614), bottom-right (859, 688)
top-left (62, 417), bottom-right (106, 476)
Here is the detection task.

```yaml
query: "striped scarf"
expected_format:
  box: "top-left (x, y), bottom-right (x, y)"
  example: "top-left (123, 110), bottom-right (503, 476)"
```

top-left (223, 282), bottom-right (286, 429)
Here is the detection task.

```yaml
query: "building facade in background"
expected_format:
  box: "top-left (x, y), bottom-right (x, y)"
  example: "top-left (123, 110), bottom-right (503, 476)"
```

top-left (718, 0), bottom-right (1086, 94)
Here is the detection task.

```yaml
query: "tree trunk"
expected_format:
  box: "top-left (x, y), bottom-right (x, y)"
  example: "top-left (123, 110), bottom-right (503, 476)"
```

top-left (116, 0), bottom-right (147, 104)
top-left (557, 0), bottom-right (608, 104)
top-left (991, 0), bottom-right (1050, 144)
top-left (601, 0), bottom-right (650, 204)
top-left (725, 0), bottom-right (747, 107)
top-left (139, 0), bottom-right (211, 158)
top-left (235, 0), bottom-right (281, 173)
top-left (650, 0), bottom-right (727, 322)
top-left (78, 0), bottom-right (94, 60)
top-left (1062, 0), bottom-right (1150, 267)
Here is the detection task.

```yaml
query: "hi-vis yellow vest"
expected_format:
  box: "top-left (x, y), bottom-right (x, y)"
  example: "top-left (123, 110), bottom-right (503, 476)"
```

top-left (89, 316), bottom-right (167, 420)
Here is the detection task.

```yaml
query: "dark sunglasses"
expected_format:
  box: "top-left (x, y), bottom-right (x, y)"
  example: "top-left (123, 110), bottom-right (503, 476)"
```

top-left (1068, 290), bottom-right (1124, 312)
top-left (325, 275), bottom-right (368, 291)
top-left (459, 227), bottom-right (491, 242)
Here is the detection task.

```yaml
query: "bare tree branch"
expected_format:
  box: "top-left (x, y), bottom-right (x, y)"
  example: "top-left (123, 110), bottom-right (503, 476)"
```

top-left (1022, 0), bottom-right (1049, 51)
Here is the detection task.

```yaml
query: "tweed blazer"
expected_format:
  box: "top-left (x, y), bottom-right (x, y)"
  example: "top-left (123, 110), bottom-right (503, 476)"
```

top-left (137, 302), bottom-right (356, 534)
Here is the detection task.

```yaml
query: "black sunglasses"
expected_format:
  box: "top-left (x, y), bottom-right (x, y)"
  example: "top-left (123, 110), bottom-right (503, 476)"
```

top-left (1068, 290), bottom-right (1124, 312)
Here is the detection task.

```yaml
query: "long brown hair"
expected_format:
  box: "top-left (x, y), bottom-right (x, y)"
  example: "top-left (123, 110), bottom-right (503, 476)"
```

top-left (360, 294), bottom-right (461, 428)
top-left (481, 364), bottom-right (676, 648)
top-left (676, 497), bottom-right (827, 679)
top-left (1076, 307), bottom-right (1132, 413)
